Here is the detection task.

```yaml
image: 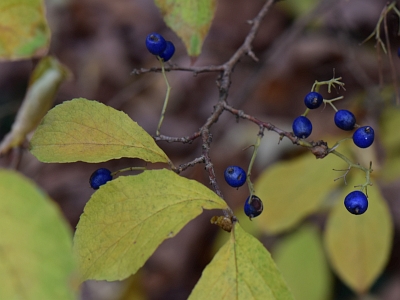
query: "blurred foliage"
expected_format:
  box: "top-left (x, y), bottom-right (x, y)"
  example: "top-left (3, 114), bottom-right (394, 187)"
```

top-left (0, 170), bottom-right (76, 300)
top-left (0, 0), bottom-right (50, 60)
top-left (0, 56), bottom-right (69, 154)
top-left (324, 172), bottom-right (393, 294)
top-left (273, 224), bottom-right (332, 300)
top-left (380, 106), bottom-right (400, 182)
top-left (154, 0), bottom-right (216, 57)
top-left (254, 151), bottom-right (345, 234)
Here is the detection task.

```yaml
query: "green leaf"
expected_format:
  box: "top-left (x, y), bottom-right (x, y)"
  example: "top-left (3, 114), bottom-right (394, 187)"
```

top-left (0, 169), bottom-right (76, 300)
top-left (0, 56), bottom-right (70, 155)
top-left (189, 223), bottom-right (294, 300)
top-left (153, 0), bottom-right (216, 57)
top-left (30, 98), bottom-right (170, 164)
top-left (0, 0), bottom-right (50, 60)
top-left (324, 173), bottom-right (393, 294)
top-left (254, 153), bottom-right (344, 234)
top-left (273, 224), bottom-right (332, 300)
top-left (73, 169), bottom-right (227, 281)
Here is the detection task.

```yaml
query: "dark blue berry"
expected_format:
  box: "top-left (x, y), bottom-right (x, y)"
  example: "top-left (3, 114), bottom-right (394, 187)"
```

top-left (304, 92), bottom-right (323, 109)
top-left (244, 195), bottom-right (263, 219)
top-left (146, 33), bottom-right (167, 56)
top-left (334, 109), bottom-right (356, 131)
top-left (344, 191), bottom-right (368, 215)
top-left (90, 168), bottom-right (113, 190)
top-left (158, 41), bottom-right (175, 62)
top-left (224, 166), bottom-right (247, 188)
top-left (398, 47), bottom-right (400, 58)
top-left (292, 116), bottom-right (312, 138)
top-left (352, 126), bottom-right (374, 148)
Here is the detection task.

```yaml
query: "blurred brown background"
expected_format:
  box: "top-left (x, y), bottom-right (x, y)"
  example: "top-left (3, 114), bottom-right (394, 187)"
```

top-left (1, 0), bottom-right (400, 299)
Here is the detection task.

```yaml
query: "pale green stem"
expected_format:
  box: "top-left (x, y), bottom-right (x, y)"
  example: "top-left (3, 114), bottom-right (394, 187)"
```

top-left (329, 150), bottom-right (373, 192)
top-left (247, 132), bottom-right (263, 198)
top-left (156, 60), bottom-right (171, 136)
top-left (312, 77), bottom-right (344, 93)
top-left (323, 96), bottom-right (343, 112)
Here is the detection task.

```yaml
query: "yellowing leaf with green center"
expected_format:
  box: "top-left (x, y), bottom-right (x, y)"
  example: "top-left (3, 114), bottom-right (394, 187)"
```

top-left (30, 98), bottom-right (170, 164)
top-left (0, 56), bottom-right (70, 155)
top-left (189, 223), bottom-right (294, 300)
top-left (73, 169), bottom-right (227, 281)
top-left (273, 224), bottom-right (332, 300)
top-left (0, 170), bottom-right (76, 300)
top-left (254, 152), bottom-right (345, 234)
top-left (324, 173), bottom-right (393, 294)
top-left (154, 0), bottom-right (216, 57)
top-left (0, 0), bottom-right (50, 60)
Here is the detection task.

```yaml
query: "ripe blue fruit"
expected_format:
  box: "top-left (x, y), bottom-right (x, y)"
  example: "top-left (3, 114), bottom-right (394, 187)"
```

top-left (304, 91), bottom-right (323, 109)
top-left (244, 195), bottom-right (263, 219)
top-left (352, 126), bottom-right (374, 148)
top-left (159, 41), bottom-right (175, 62)
top-left (344, 190), bottom-right (368, 215)
top-left (224, 166), bottom-right (247, 188)
top-left (334, 109), bottom-right (356, 131)
top-left (146, 33), bottom-right (167, 55)
top-left (90, 168), bottom-right (113, 190)
top-left (292, 116), bottom-right (312, 138)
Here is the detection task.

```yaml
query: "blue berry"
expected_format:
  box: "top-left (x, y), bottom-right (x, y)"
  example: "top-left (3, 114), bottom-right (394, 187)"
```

top-left (334, 109), bottom-right (356, 131)
top-left (90, 168), bottom-right (113, 190)
top-left (398, 47), bottom-right (400, 58)
top-left (146, 33), bottom-right (167, 55)
top-left (224, 166), bottom-right (247, 188)
top-left (292, 116), bottom-right (312, 138)
top-left (352, 126), bottom-right (374, 148)
top-left (304, 91), bottom-right (323, 109)
top-left (344, 191), bottom-right (368, 215)
top-left (244, 195), bottom-right (263, 219)
top-left (158, 41), bottom-right (175, 62)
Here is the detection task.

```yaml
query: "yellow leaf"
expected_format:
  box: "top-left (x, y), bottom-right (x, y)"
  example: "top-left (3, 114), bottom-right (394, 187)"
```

top-left (73, 169), bottom-right (227, 281)
top-left (30, 98), bottom-right (170, 164)
top-left (254, 153), bottom-right (345, 234)
top-left (273, 224), bottom-right (332, 300)
top-left (0, 56), bottom-right (70, 155)
top-left (0, 0), bottom-right (50, 60)
top-left (189, 223), bottom-right (294, 300)
top-left (154, 0), bottom-right (216, 57)
top-left (324, 173), bottom-right (393, 294)
top-left (0, 169), bottom-right (76, 300)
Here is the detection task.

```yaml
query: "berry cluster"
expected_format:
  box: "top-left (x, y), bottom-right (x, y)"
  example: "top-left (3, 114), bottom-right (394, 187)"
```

top-left (224, 166), bottom-right (263, 219)
top-left (145, 33), bottom-right (175, 62)
top-left (292, 89), bottom-right (374, 215)
top-left (293, 91), bottom-right (375, 149)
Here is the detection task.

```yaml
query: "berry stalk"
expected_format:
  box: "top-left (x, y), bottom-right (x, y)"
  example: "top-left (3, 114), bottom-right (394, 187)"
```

top-left (156, 61), bottom-right (172, 136)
